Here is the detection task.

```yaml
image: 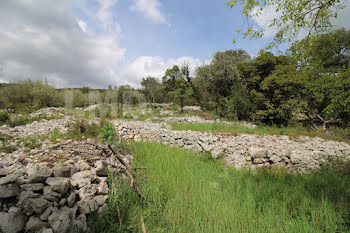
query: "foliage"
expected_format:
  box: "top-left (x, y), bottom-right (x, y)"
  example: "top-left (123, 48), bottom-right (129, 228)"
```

top-left (0, 80), bottom-right (64, 112)
top-left (0, 112), bottom-right (9, 124)
top-left (227, 0), bottom-right (347, 48)
top-left (103, 142), bottom-right (350, 232)
top-left (99, 122), bottom-right (117, 144)
top-left (141, 77), bottom-right (161, 107)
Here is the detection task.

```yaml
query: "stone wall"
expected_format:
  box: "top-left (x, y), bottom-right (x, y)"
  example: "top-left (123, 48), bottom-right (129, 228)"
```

top-left (113, 120), bottom-right (350, 172)
top-left (0, 140), bottom-right (130, 233)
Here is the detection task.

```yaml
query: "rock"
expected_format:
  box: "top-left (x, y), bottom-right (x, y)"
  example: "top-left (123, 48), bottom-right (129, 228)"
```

top-left (73, 214), bottom-right (88, 232)
top-left (248, 148), bottom-right (268, 159)
top-left (94, 160), bottom-right (109, 176)
top-left (66, 192), bottom-right (76, 207)
top-left (77, 198), bottom-right (98, 214)
top-left (21, 197), bottom-right (51, 215)
top-left (53, 167), bottom-right (71, 178)
top-left (94, 195), bottom-right (108, 206)
top-left (252, 158), bottom-right (268, 164)
top-left (70, 170), bottom-right (96, 188)
top-left (44, 186), bottom-right (62, 202)
top-left (59, 198), bottom-right (66, 206)
top-left (26, 217), bottom-right (48, 232)
top-left (0, 170), bottom-right (24, 185)
top-left (98, 203), bottom-right (108, 215)
top-left (48, 207), bottom-right (75, 233)
top-left (78, 161), bottom-right (91, 171)
top-left (78, 184), bottom-right (96, 200)
top-left (269, 154), bottom-right (282, 163)
top-left (96, 180), bottom-right (108, 194)
top-left (40, 206), bottom-right (55, 221)
top-left (42, 229), bottom-right (54, 233)
top-left (0, 164), bottom-right (23, 176)
top-left (0, 207), bottom-right (27, 233)
top-left (0, 183), bottom-right (19, 199)
top-left (46, 177), bottom-right (70, 194)
top-left (17, 191), bottom-right (40, 206)
top-left (20, 183), bottom-right (45, 191)
top-left (27, 167), bottom-right (52, 183)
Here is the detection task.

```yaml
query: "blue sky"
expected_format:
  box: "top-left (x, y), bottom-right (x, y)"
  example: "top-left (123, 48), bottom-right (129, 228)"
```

top-left (0, 0), bottom-right (349, 88)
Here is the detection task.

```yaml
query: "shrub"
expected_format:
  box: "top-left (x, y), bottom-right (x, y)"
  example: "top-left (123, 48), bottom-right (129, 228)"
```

top-left (99, 122), bottom-right (117, 144)
top-left (0, 112), bottom-right (9, 125)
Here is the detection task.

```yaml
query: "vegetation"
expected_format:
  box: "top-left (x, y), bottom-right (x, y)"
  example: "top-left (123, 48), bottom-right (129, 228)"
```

top-left (96, 142), bottom-right (350, 232)
top-left (227, 0), bottom-right (347, 48)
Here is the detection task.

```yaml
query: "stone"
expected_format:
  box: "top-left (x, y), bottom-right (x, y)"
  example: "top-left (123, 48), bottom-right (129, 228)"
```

top-left (94, 195), bottom-right (108, 206)
top-left (269, 154), bottom-right (282, 163)
top-left (0, 183), bottom-right (19, 199)
top-left (248, 148), bottom-right (268, 159)
top-left (46, 177), bottom-right (70, 194)
top-left (73, 214), bottom-right (88, 232)
top-left (21, 197), bottom-right (51, 215)
top-left (0, 170), bottom-right (24, 185)
top-left (53, 167), bottom-right (71, 178)
top-left (94, 160), bottom-right (109, 176)
top-left (20, 183), bottom-right (45, 191)
top-left (40, 206), bottom-right (56, 221)
top-left (0, 164), bottom-right (23, 176)
top-left (70, 170), bottom-right (96, 188)
top-left (17, 191), bottom-right (40, 206)
top-left (78, 184), bottom-right (96, 200)
top-left (77, 198), bottom-right (98, 214)
top-left (44, 186), bottom-right (62, 202)
top-left (96, 180), bottom-right (108, 194)
top-left (98, 203), bottom-right (108, 215)
top-left (78, 161), bottom-right (90, 171)
top-left (27, 168), bottom-right (52, 183)
top-left (59, 198), bottom-right (66, 206)
top-left (252, 157), bottom-right (268, 164)
top-left (0, 207), bottom-right (27, 233)
top-left (42, 229), bottom-right (54, 233)
top-left (67, 192), bottom-right (76, 207)
top-left (48, 207), bottom-right (75, 233)
top-left (26, 217), bottom-right (48, 232)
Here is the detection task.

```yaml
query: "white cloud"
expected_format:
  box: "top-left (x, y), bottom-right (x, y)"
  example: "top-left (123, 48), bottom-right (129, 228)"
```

top-left (0, 0), bottom-right (126, 88)
top-left (130, 0), bottom-right (167, 24)
top-left (120, 56), bottom-right (204, 86)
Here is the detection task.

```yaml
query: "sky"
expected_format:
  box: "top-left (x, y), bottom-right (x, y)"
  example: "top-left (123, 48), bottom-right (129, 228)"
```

top-left (0, 0), bottom-right (349, 88)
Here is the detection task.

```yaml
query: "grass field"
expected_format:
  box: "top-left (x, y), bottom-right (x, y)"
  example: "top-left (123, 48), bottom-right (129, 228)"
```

top-left (168, 121), bottom-right (350, 143)
top-left (96, 142), bottom-right (350, 233)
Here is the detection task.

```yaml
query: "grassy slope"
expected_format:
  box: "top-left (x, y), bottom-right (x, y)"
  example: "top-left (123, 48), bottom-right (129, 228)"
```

top-left (98, 142), bottom-right (349, 233)
top-left (168, 122), bottom-right (350, 143)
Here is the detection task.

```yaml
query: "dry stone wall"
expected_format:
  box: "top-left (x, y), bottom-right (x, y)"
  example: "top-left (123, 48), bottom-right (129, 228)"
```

top-left (0, 140), bottom-right (132, 233)
top-left (113, 120), bottom-right (350, 172)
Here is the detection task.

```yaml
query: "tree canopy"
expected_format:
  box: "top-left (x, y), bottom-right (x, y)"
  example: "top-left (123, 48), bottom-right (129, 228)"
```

top-left (227, 0), bottom-right (347, 48)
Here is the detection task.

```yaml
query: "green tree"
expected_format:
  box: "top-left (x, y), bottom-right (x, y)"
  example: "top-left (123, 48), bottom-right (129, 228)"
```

top-left (227, 0), bottom-right (347, 47)
top-left (162, 65), bottom-right (193, 112)
top-left (141, 76), bottom-right (160, 109)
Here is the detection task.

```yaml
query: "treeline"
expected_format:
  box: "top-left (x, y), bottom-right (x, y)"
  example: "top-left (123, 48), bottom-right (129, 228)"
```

top-left (0, 81), bottom-right (141, 113)
top-left (141, 29), bottom-right (350, 129)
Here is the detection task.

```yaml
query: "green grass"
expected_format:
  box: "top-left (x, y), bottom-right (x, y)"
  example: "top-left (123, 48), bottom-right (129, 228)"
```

top-left (2, 114), bottom-right (62, 127)
top-left (99, 142), bottom-right (350, 233)
top-left (168, 122), bottom-right (350, 143)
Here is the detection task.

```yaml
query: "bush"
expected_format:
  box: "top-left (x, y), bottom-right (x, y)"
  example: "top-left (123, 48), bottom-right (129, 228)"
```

top-left (68, 119), bottom-right (101, 139)
top-left (99, 122), bottom-right (117, 144)
top-left (0, 112), bottom-right (9, 125)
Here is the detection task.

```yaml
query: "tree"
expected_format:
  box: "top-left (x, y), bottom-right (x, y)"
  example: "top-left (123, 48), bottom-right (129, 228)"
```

top-left (227, 0), bottom-right (347, 48)
top-left (162, 65), bottom-right (192, 112)
top-left (196, 50), bottom-right (251, 116)
top-left (181, 64), bottom-right (202, 108)
top-left (141, 76), bottom-right (160, 109)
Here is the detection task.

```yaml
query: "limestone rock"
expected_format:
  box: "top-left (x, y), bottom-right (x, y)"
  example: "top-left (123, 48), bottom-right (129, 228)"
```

top-left (0, 183), bottom-right (19, 199)
top-left (26, 217), bottom-right (48, 232)
top-left (44, 186), bottom-right (62, 202)
top-left (53, 167), bottom-right (71, 178)
top-left (20, 183), bottom-right (45, 192)
top-left (70, 170), bottom-right (96, 188)
top-left (27, 168), bottom-right (52, 184)
top-left (0, 207), bottom-right (27, 233)
top-left (46, 177), bottom-right (70, 194)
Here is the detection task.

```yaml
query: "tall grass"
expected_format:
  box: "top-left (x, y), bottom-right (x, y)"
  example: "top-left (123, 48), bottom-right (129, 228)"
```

top-left (168, 122), bottom-right (350, 143)
top-left (102, 142), bottom-right (349, 233)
